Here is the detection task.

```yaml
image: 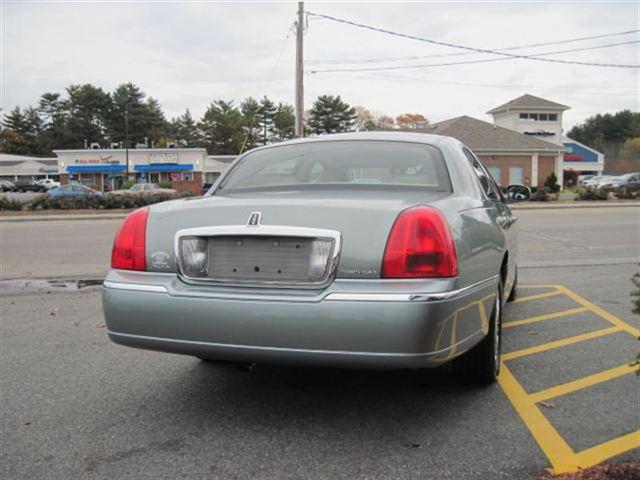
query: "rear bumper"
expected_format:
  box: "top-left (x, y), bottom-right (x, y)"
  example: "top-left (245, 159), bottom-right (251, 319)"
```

top-left (102, 270), bottom-right (498, 369)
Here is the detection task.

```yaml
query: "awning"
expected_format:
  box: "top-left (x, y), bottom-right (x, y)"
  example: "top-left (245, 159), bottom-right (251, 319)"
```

top-left (67, 165), bottom-right (126, 173)
top-left (134, 164), bottom-right (193, 172)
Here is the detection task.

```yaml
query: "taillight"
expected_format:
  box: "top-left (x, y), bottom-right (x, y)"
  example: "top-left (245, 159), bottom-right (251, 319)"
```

top-left (111, 207), bottom-right (149, 271)
top-left (381, 206), bottom-right (458, 278)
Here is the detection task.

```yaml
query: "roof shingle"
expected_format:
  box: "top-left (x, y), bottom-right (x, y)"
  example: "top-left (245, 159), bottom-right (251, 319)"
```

top-left (487, 94), bottom-right (570, 114)
top-left (415, 115), bottom-right (566, 152)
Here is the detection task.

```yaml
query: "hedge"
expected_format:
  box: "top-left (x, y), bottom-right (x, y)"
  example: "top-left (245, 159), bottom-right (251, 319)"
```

top-left (0, 192), bottom-right (193, 211)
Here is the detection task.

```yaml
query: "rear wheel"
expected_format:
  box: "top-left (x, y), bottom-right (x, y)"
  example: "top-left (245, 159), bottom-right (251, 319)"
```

top-left (456, 279), bottom-right (503, 384)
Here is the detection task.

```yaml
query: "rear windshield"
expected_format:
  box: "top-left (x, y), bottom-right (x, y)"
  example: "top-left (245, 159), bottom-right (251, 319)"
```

top-left (218, 140), bottom-right (451, 192)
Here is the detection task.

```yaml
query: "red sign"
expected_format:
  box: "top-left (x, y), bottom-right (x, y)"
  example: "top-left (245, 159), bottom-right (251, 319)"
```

top-left (563, 155), bottom-right (583, 162)
top-left (170, 172), bottom-right (182, 181)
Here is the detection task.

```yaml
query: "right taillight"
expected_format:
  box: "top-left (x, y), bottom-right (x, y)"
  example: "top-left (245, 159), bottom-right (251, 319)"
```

top-left (111, 207), bottom-right (149, 271)
top-left (381, 206), bottom-right (458, 278)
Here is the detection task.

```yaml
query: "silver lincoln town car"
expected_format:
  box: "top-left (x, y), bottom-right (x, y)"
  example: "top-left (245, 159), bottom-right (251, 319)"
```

top-left (103, 132), bottom-right (527, 383)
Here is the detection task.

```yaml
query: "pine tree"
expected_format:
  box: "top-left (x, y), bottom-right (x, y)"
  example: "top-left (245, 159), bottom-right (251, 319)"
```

top-left (257, 96), bottom-right (277, 145)
top-left (307, 95), bottom-right (357, 135)
top-left (197, 100), bottom-right (245, 154)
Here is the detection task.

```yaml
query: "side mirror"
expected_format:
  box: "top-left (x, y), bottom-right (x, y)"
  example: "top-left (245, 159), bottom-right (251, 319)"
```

top-left (507, 184), bottom-right (531, 202)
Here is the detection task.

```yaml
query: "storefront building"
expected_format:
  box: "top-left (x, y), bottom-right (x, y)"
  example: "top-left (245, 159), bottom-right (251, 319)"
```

top-left (0, 154), bottom-right (59, 181)
top-left (54, 148), bottom-right (207, 190)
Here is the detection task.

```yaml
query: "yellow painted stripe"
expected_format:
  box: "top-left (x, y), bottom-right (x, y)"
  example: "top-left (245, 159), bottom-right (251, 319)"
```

top-left (498, 363), bottom-right (578, 472)
top-left (572, 430), bottom-right (640, 474)
top-left (513, 290), bottom-right (562, 304)
top-left (520, 284), bottom-right (564, 289)
top-left (504, 306), bottom-right (589, 329)
top-left (502, 326), bottom-right (620, 361)
top-left (529, 364), bottom-right (637, 403)
top-left (556, 285), bottom-right (640, 337)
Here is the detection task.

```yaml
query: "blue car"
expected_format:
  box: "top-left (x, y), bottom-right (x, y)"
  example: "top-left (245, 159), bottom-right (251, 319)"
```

top-left (47, 184), bottom-right (103, 197)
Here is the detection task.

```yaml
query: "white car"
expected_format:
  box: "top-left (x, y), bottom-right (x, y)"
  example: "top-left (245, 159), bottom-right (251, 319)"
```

top-left (584, 176), bottom-right (614, 188)
top-left (37, 179), bottom-right (61, 190)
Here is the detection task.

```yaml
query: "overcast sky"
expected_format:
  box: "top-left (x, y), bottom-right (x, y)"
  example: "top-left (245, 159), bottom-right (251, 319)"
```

top-left (2, 1), bottom-right (638, 130)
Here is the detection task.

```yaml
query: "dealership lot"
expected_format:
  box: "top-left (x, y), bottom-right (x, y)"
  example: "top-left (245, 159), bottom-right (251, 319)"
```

top-left (1, 207), bottom-right (638, 479)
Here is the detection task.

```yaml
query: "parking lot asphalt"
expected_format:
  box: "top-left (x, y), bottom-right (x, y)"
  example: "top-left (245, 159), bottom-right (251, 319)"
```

top-left (1, 206), bottom-right (639, 479)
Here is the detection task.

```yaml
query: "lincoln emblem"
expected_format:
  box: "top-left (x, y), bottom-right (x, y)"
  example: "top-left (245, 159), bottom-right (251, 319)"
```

top-left (247, 212), bottom-right (261, 226)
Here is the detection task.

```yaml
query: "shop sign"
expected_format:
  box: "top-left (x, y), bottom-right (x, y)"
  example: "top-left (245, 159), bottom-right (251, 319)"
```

top-left (74, 155), bottom-right (119, 165)
top-left (523, 131), bottom-right (555, 137)
top-left (150, 153), bottom-right (178, 164)
top-left (170, 172), bottom-right (182, 181)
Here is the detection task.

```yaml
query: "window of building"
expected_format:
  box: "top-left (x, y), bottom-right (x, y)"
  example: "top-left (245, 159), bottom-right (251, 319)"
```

top-left (519, 112), bottom-right (558, 122)
top-left (548, 114), bottom-right (558, 121)
top-left (539, 113), bottom-right (548, 121)
top-left (509, 166), bottom-right (524, 185)
top-left (487, 166), bottom-right (502, 184)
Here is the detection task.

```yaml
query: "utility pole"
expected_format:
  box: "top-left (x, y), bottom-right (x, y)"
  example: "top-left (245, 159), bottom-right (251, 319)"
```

top-left (295, 1), bottom-right (304, 137)
top-left (124, 96), bottom-right (132, 182)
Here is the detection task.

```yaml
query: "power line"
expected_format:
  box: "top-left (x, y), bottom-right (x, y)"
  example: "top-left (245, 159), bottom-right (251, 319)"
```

top-left (306, 29), bottom-right (640, 65)
top-left (309, 71), bottom-right (636, 96)
top-left (305, 11), bottom-right (640, 69)
top-left (310, 40), bottom-right (640, 72)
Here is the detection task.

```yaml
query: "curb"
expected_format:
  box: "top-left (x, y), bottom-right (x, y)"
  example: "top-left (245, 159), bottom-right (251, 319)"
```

top-left (511, 202), bottom-right (639, 210)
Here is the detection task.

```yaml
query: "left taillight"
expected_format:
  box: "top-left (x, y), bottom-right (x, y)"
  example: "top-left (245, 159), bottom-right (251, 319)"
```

top-left (111, 207), bottom-right (149, 271)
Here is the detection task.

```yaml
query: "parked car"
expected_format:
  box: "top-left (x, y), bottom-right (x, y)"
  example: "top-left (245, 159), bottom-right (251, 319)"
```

top-left (584, 175), bottom-right (615, 188)
top-left (577, 174), bottom-right (595, 186)
top-left (103, 132), bottom-right (527, 384)
top-left (609, 172), bottom-right (640, 192)
top-left (36, 178), bottom-right (61, 190)
top-left (0, 180), bottom-right (16, 192)
top-left (47, 184), bottom-right (103, 197)
top-left (111, 183), bottom-right (176, 196)
top-left (14, 179), bottom-right (46, 192)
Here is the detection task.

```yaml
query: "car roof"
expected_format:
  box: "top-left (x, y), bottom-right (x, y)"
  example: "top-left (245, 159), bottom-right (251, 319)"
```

top-left (247, 131), bottom-right (454, 150)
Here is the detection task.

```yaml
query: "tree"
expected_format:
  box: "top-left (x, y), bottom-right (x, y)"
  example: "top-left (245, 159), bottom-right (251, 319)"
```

top-left (169, 109), bottom-right (197, 147)
top-left (376, 115), bottom-right (395, 130)
top-left (257, 96), bottom-right (277, 145)
top-left (240, 97), bottom-right (261, 150)
top-left (354, 106), bottom-right (377, 131)
top-left (273, 103), bottom-right (295, 142)
top-left (568, 110), bottom-right (640, 152)
top-left (106, 83), bottom-right (168, 148)
top-left (64, 83), bottom-right (112, 147)
top-left (197, 100), bottom-right (245, 154)
top-left (544, 172), bottom-right (560, 193)
top-left (395, 113), bottom-right (429, 129)
top-left (307, 95), bottom-right (357, 135)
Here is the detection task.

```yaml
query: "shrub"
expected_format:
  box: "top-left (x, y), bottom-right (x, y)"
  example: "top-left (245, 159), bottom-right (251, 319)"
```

top-left (0, 196), bottom-right (24, 211)
top-left (543, 172), bottom-right (560, 193)
top-left (121, 180), bottom-right (136, 190)
top-left (576, 186), bottom-right (609, 201)
top-left (0, 192), bottom-right (193, 211)
top-left (530, 187), bottom-right (551, 202)
top-left (563, 169), bottom-right (579, 188)
top-left (158, 181), bottom-right (172, 189)
top-left (614, 186), bottom-right (639, 200)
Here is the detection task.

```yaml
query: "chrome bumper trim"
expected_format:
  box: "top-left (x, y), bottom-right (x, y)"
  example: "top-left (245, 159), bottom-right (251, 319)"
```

top-left (103, 281), bottom-right (168, 293)
top-left (103, 275), bottom-right (498, 302)
top-left (323, 275), bottom-right (498, 302)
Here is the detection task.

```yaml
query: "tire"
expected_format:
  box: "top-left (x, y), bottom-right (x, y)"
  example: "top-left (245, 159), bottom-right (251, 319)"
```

top-left (455, 278), bottom-right (503, 384)
top-left (507, 267), bottom-right (518, 302)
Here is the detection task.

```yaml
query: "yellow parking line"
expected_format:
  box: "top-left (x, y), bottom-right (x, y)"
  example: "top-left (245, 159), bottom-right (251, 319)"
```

top-left (556, 285), bottom-right (640, 337)
top-left (513, 290), bottom-right (562, 304)
top-left (498, 363), bottom-right (579, 473)
top-left (574, 431), bottom-right (640, 470)
top-left (504, 306), bottom-right (589, 329)
top-left (529, 364), bottom-right (637, 403)
top-left (502, 326), bottom-right (620, 361)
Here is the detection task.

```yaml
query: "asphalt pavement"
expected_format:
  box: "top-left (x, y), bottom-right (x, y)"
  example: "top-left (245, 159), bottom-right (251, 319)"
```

top-left (1, 206), bottom-right (638, 479)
